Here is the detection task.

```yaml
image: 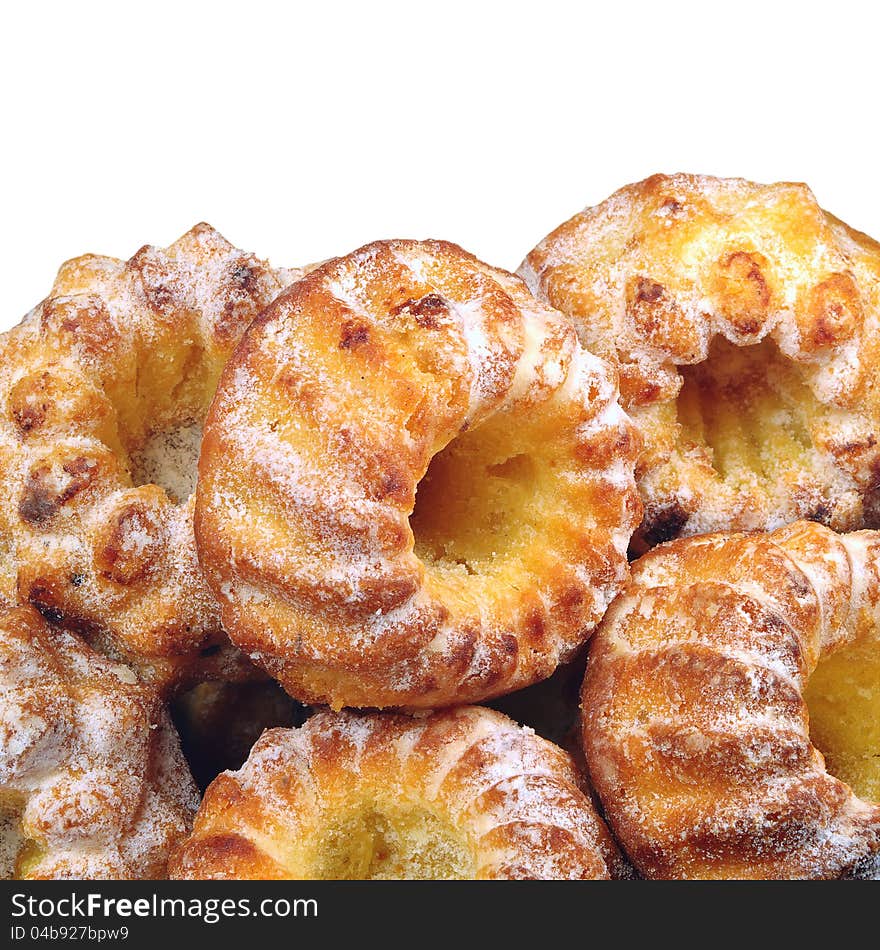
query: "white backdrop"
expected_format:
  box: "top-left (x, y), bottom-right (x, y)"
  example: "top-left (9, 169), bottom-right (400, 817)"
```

top-left (2, 0), bottom-right (879, 328)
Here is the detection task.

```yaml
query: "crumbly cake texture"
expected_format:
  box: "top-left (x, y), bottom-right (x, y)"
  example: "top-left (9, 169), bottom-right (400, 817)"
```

top-left (581, 521), bottom-right (880, 879)
top-left (170, 706), bottom-right (626, 880)
top-left (0, 606), bottom-right (198, 879)
top-left (520, 174), bottom-right (880, 549)
top-left (0, 224), bottom-right (303, 689)
top-left (196, 239), bottom-right (642, 709)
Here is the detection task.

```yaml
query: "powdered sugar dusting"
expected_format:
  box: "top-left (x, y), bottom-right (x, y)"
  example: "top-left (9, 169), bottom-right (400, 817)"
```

top-left (173, 707), bottom-right (620, 880)
top-left (198, 239), bottom-right (641, 709)
top-left (130, 422), bottom-right (203, 504)
top-left (0, 223), bottom-right (301, 687)
top-left (521, 173), bottom-right (880, 543)
top-left (0, 607), bottom-right (197, 878)
top-left (582, 522), bottom-right (880, 879)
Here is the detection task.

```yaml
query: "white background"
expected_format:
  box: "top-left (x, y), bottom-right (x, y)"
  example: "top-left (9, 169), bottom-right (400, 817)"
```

top-left (2, 1), bottom-right (878, 329)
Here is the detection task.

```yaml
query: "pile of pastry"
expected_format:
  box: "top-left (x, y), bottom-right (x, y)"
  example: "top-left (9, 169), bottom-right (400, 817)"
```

top-left (1, 174), bottom-right (878, 880)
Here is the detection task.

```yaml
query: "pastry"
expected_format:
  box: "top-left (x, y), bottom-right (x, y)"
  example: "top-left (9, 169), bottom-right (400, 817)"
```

top-left (196, 239), bottom-right (641, 708)
top-left (172, 679), bottom-right (308, 790)
top-left (0, 224), bottom-right (303, 688)
top-left (171, 706), bottom-right (625, 880)
top-left (581, 521), bottom-right (880, 878)
top-left (0, 606), bottom-right (197, 879)
top-left (521, 174), bottom-right (880, 549)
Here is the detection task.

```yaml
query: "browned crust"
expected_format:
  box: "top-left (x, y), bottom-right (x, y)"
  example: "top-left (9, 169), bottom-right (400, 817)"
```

top-left (521, 174), bottom-right (880, 545)
top-left (0, 225), bottom-right (301, 691)
top-left (0, 605), bottom-right (198, 879)
top-left (581, 521), bottom-right (880, 879)
top-left (170, 706), bottom-right (622, 880)
top-left (196, 239), bottom-right (641, 708)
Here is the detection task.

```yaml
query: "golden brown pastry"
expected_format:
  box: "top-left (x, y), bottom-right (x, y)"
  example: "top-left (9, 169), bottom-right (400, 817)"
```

top-left (0, 224), bottom-right (303, 689)
top-left (0, 606), bottom-right (197, 879)
top-left (581, 521), bottom-right (880, 879)
top-left (521, 174), bottom-right (880, 550)
top-left (195, 239), bottom-right (641, 709)
top-left (170, 706), bottom-right (626, 880)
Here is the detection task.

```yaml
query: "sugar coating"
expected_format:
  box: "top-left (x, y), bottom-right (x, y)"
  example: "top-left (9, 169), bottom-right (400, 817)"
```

top-left (582, 520), bottom-right (880, 879)
top-left (0, 606), bottom-right (197, 879)
top-left (196, 239), bottom-right (642, 709)
top-left (130, 422), bottom-right (203, 505)
top-left (171, 706), bottom-right (627, 880)
top-left (0, 224), bottom-right (303, 689)
top-left (521, 174), bottom-right (880, 547)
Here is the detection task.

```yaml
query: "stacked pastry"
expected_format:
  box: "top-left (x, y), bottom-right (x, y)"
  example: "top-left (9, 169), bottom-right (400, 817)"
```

top-left (1, 175), bottom-right (878, 880)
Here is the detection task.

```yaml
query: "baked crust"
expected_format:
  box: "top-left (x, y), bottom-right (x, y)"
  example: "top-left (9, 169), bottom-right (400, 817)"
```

top-left (581, 521), bottom-right (880, 879)
top-left (170, 706), bottom-right (625, 880)
top-left (0, 224), bottom-right (302, 689)
top-left (196, 239), bottom-right (641, 709)
top-left (0, 606), bottom-right (197, 879)
top-left (521, 174), bottom-right (880, 548)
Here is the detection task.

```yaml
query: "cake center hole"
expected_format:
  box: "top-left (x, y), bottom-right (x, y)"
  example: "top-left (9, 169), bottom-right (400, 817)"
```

top-left (316, 806), bottom-right (473, 880)
top-left (804, 638), bottom-right (880, 802)
top-left (129, 421), bottom-right (203, 504)
top-left (410, 423), bottom-right (538, 574)
top-left (676, 337), bottom-right (820, 486)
